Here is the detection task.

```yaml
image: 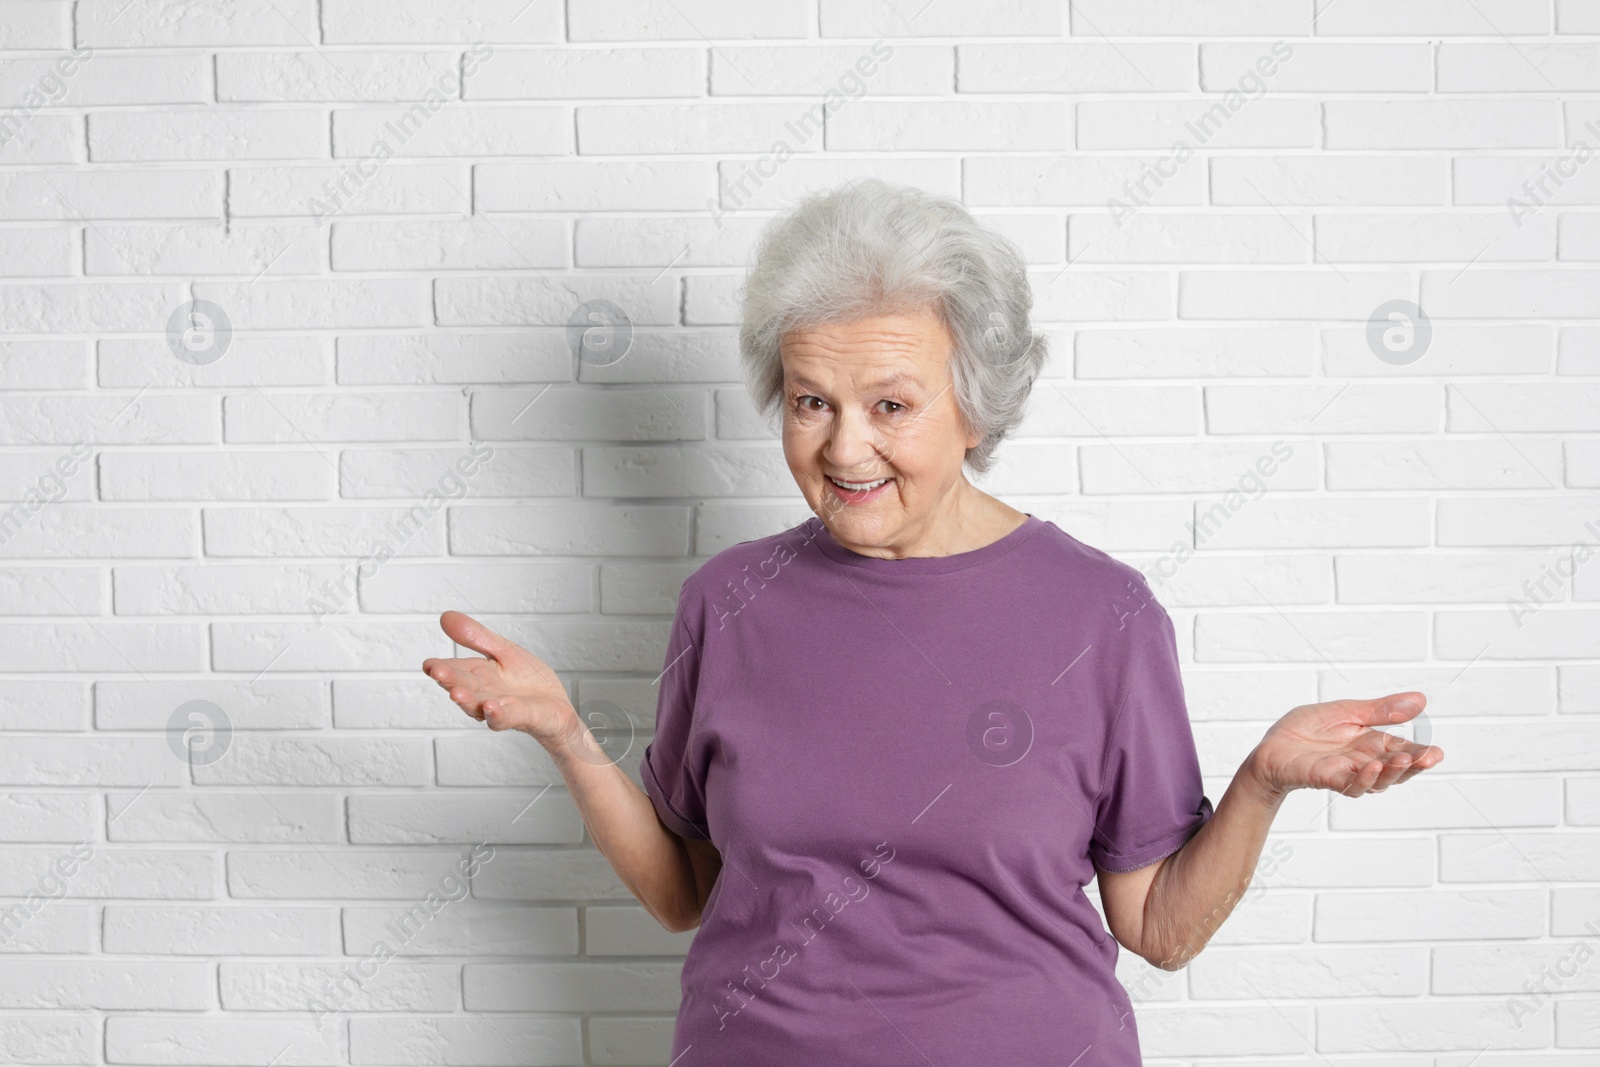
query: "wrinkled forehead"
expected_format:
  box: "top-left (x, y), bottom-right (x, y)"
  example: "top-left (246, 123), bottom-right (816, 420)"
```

top-left (778, 313), bottom-right (953, 393)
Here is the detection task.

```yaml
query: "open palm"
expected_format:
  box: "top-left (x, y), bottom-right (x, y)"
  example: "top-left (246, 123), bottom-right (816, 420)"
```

top-left (1251, 692), bottom-right (1444, 799)
top-left (421, 610), bottom-right (578, 744)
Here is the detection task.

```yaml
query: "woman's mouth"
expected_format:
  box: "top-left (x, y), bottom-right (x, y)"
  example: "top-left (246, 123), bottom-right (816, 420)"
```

top-left (826, 474), bottom-right (892, 504)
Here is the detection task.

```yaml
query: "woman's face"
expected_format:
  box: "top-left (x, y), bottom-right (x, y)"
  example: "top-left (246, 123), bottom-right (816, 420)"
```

top-left (780, 309), bottom-right (981, 557)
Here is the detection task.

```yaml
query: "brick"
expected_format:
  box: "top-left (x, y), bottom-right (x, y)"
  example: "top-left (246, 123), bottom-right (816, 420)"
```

top-left (0, 961), bottom-right (210, 1009)
top-left (435, 275), bottom-right (679, 327)
top-left (350, 1017), bottom-right (583, 1065)
top-left (223, 391), bottom-right (462, 443)
top-left (227, 849), bottom-right (492, 899)
top-left (217, 50), bottom-right (459, 102)
top-left (85, 224), bottom-right (321, 277)
top-left (108, 792), bottom-right (341, 843)
top-left (88, 110), bottom-right (326, 162)
top-left (1422, 268), bottom-right (1600, 317)
top-left (335, 333), bottom-right (568, 385)
top-left (0, 226), bottom-right (72, 276)
top-left (1069, 0), bottom-right (1309, 35)
top-left (1070, 213), bottom-right (1309, 263)
top-left (103, 906), bottom-right (338, 955)
top-left (1321, 324), bottom-right (1551, 377)
top-left (210, 621), bottom-right (443, 672)
top-left (322, 0), bottom-right (560, 42)
top-left (0, 2), bottom-right (70, 48)
top-left (1316, 212), bottom-right (1554, 262)
top-left (1076, 326), bottom-right (1315, 378)
top-left (1447, 383), bottom-right (1600, 431)
top-left (1335, 551), bottom-right (1563, 602)
top-left (1203, 42), bottom-right (1431, 92)
top-left (579, 102), bottom-right (829, 154)
top-left (469, 47), bottom-right (703, 98)
top-left (0, 341), bottom-right (90, 389)
top-left (475, 160), bottom-right (713, 211)
top-left (1313, 0), bottom-right (1551, 36)
top-left (1204, 384), bottom-right (1440, 433)
top-left (201, 506), bottom-right (446, 557)
top-left (356, 561), bottom-right (590, 613)
top-left (1178, 270), bottom-right (1413, 319)
top-left (961, 44), bottom-right (1192, 93)
top-left (99, 336), bottom-right (331, 388)
top-left (1441, 43), bottom-right (1600, 91)
top-left (0, 283), bottom-right (190, 334)
top-left (106, 1016), bottom-right (340, 1064)
top-left (1082, 440), bottom-right (1317, 494)
top-left (829, 101), bottom-right (1073, 151)
top-left (1213, 155), bottom-right (1447, 205)
top-left (462, 961), bottom-right (680, 1011)
top-left (0, 626), bottom-right (202, 675)
top-left (1325, 100), bottom-right (1560, 149)
top-left (342, 908), bottom-right (576, 953)
top-left (78, 0), bottom-right (317, 45)
top-left (1325, 440), bottom-right (1561, 488)
top-left (192, 280), bottom-right (431, 330)
top-left (0, 566), bottom-right (102, 614)
top-left (333, 105), bottom-right (570, 157)
top-left (0, 170), bottom-right (222, 220)
top-left (1079, 100), bottom-right (1314, 150)
top-left (1195, 610), bottom-right (1428, 662)
top-left (347, 795), bottom-right (584, 847)
top-left (570, 1), bottom-right (807, 41)
top-left (339, 443), bottom-right (572, 498)
top-left (229, 163), bottom-right (469, 218)
top-left (100, 451), bottom-right (335, 501)
top-left (220, 961), bottom-right (457, 1011)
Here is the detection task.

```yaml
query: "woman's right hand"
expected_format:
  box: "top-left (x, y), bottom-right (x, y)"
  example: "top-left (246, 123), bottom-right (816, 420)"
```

top-left (422, 610), bottom-right (580, 747)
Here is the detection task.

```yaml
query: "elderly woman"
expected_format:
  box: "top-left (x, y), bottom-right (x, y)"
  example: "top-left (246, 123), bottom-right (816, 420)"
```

top-left (422, 179), bottom-right (1443, 1065)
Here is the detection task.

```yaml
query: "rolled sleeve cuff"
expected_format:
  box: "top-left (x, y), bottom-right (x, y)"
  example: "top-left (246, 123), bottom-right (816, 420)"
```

top-left (640, 743), bottom-right (711, 842)
top-left (1091, 794), bottom-right (1215, 874)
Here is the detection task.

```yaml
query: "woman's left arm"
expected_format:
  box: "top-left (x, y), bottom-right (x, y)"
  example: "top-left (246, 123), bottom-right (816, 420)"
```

top-left (1097, 691), bottom-right (1445, 971)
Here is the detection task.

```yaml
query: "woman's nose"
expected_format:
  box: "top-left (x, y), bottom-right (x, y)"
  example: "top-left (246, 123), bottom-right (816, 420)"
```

top-left (825, 408), bottom-right (884, 470)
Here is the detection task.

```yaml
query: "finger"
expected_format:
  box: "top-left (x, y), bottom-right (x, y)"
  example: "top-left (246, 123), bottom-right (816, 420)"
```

top-left (1393, 745), bottom-right (1444, 785)
top-left (482, 697), bottom-right (517, 731)
top-left (1370, 752), bottom-right (1413, 792)
top-left (424, 661), bottom-right (468, 692)
top-left (439, 610), bottom-right (516, 667)
top-left (449, 685), bottom-right (486, 720)
top-left (1345, 757), bottom-right (1386, 798)
top-left (424, 657), bottom-right (493, 690)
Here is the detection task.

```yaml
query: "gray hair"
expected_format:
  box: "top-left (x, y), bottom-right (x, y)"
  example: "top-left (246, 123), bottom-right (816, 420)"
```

top-left (736, 177), bottom-right (1049, 476)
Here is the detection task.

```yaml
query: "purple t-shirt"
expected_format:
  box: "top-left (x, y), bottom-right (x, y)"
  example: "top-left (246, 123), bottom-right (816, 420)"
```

top-left (641, 512), bottom-right (1214, 1066)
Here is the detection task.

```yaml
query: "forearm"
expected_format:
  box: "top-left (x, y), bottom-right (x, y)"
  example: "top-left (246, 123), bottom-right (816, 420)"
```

top-left (542, 720), bottom-right (707, 932)
top-left (1141, 748), bottom-right (1286, 970)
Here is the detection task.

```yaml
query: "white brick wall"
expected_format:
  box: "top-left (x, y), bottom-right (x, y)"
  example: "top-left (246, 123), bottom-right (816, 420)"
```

top-left (0, 1), bottom-right (1596, 1064)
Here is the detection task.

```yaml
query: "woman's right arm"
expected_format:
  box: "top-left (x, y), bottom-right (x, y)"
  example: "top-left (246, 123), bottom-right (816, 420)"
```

top-left (423, 610), bottom-right (718, 933)
top-left (545, 719), bottom-right (723, 932)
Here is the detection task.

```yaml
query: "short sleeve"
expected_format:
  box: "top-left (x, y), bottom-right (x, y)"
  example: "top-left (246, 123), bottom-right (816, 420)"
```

top-left (639, 581), bottom-right (713, 842)
top-left (1088, 599), bottom-right (1214, 874)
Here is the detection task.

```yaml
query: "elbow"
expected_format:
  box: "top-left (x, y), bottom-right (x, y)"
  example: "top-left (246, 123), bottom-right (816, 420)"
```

top-left (651, 902), bottom-right (703, 935)
top-left (1146, 941), bottom-right (1201, 971)
top-left (659, 913), bottom-right (702, 935)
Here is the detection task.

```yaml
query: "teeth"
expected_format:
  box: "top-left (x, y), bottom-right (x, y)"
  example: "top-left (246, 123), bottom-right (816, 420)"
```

top-left (829, 475), bottom-right (888, 491)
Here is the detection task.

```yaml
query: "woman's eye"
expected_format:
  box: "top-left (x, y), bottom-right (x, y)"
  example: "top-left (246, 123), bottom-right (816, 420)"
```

top-left (792, 397), bottom-right (904, 414)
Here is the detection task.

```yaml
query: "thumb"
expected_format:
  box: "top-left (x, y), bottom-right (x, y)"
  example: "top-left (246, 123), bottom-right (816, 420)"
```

top-left (1361, 691), bottom-right (1426, 728)
top-left (439, 610), bottom-right (514, 665)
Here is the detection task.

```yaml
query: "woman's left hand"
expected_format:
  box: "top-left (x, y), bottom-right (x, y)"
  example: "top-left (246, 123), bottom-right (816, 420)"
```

top-left (1248, 692), bottom-right (1444, 801)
